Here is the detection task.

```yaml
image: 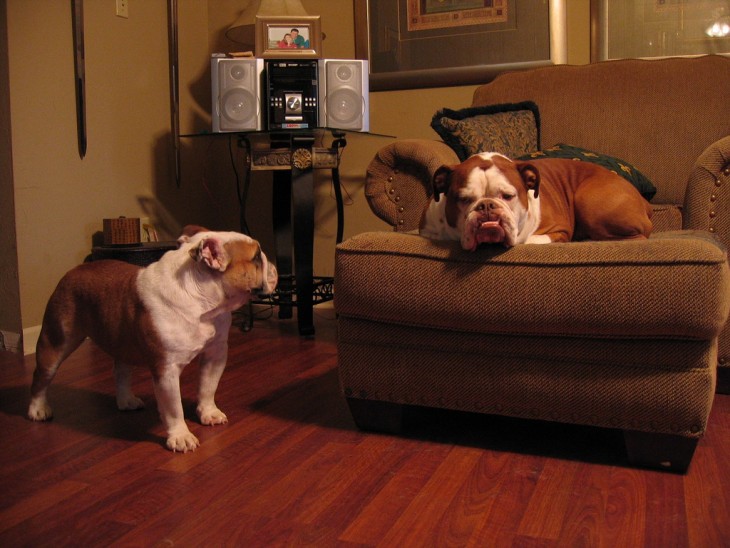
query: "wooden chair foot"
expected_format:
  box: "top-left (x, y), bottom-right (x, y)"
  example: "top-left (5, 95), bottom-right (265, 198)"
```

top-left (346, 398), bottom-right (404, 434)
top-left (623, 430), bottom-right (698, 473)
top-left (717, 365), bottom-right (730, 394)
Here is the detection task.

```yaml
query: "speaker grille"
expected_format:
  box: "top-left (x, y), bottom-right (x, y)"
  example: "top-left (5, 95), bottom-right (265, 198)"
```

top-left (327, 89), bottom-right (361, 125)
top-left (211, 56), bottom-right (262, 132)
top-left (221, 89), bottom-right (257, 125)
top-left (319, 59), bottom-right (369, 132)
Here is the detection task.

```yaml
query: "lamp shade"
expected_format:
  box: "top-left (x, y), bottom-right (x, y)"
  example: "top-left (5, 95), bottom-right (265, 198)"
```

top-left (226, 0), bottom-right (309, 46)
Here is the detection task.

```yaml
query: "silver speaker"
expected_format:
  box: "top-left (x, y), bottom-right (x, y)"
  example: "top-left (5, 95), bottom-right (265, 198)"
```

top-left (318, 59), bottom-right (369, 132)
top-left (211, 56), bottom-right (263, 132)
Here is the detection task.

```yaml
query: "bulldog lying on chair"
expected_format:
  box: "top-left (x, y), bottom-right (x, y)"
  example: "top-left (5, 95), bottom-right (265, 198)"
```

top-left (28, 226), bottom-right (277, 452)
top-left (420, 152), bottom-right (653, 250)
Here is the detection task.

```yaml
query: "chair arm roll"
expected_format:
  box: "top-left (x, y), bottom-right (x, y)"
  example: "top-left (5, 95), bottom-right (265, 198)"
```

top-left (365, 139), bottom-right (459, 231)
top-left (683, 135), bottom-right (730, 250)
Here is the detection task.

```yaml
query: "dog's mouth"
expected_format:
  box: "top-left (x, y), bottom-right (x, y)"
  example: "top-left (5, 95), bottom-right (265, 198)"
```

top-left (475, 219), bottom-right (505, 245)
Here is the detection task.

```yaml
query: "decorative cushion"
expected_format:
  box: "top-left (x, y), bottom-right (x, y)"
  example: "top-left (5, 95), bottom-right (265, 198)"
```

top-left (431, 102), bottom-right (540, 162)
top-left (518, 144), bottom-right (657, 201)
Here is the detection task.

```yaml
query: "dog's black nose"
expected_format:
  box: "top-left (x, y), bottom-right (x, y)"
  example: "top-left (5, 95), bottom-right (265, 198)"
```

top-left (476, 200), bottom-right (500, 212)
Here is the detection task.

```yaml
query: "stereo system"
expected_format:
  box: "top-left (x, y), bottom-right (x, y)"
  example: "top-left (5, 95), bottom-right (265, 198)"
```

top-left (266, 59), bottom-right (319, 130)
top-left (211, 55), bottom-right (369, 133)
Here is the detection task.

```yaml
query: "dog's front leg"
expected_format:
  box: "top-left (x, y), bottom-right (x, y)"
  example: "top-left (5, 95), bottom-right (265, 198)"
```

top-left (152, 364), bottom-right (199, 452)
top-left (196, 320), bottom-right (230, 427)
top-left (196, 342), bottom-right (229, 427)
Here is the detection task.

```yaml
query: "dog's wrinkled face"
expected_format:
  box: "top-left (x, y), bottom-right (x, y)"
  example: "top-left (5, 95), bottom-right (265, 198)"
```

top-left (432, 153), bottom-right (541, 250)
top-left (217, 237), bottom-right (278, 298)
top-left (179, 226), bottom-right (278, 297)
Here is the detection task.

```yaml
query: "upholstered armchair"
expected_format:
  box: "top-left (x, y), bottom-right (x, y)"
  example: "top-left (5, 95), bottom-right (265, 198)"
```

top-left (334, 55), bottom-right (730, 472)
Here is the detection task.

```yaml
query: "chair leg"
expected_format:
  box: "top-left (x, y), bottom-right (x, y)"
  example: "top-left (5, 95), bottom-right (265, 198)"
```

top-left (346, 398), bottom-right (404, 434)
top-left (717, 365), bottom-right (730, 394)
top-left (623, 430), bottom-right (698, 473)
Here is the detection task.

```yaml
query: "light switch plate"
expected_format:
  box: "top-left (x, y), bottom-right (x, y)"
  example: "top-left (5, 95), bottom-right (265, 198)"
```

top-left (116, 0), bottom-right (129, 18)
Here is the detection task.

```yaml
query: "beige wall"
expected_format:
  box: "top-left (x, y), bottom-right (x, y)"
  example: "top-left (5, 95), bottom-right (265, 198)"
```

top-left (4, 0), bottom-right (590, 353)
top-left (7, 0), bottom-right (174, 352)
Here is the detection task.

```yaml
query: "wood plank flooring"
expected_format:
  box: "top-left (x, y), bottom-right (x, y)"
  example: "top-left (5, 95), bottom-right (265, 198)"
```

top-left (1, 306), bottom-right (729, 546)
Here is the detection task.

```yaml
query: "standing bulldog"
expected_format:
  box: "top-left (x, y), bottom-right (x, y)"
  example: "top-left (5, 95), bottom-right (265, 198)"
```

top-left (420, 152), bottom-right (652, 250)
top-left (28, 226), bottom-right (277, 452)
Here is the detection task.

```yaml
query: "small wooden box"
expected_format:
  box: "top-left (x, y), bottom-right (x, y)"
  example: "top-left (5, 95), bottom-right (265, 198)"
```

top-left (103, 217), bottom-right (140, 246)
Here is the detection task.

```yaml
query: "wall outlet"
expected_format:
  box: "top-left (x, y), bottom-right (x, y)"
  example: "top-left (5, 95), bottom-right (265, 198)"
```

top-left (116, 0), bottom-right (129, 18)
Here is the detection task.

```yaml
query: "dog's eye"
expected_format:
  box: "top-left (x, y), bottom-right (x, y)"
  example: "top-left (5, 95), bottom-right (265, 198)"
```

top-left (501, 193), bottom-right (515, 201)
top-left (459, 196), bottom-right (474, 205)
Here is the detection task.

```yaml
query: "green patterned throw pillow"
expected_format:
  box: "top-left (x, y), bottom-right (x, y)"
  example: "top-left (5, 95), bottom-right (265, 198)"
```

top-left (431, 102), bottom-right (541, 162)
top-left (518, 144), bottom-right (657, 201)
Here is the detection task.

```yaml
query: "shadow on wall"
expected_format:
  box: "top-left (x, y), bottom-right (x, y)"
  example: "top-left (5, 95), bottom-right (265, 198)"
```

top-left (137, 10), bottom-right (246, 242)
top-left (148, 129), bottom-right (276, 259)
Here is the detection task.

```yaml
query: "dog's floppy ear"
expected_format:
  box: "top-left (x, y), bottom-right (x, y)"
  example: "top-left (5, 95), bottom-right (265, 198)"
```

top-left (190, 238), bottom-right (229, 272)
top-left (432, 165), bottom-right (456, 202)
top-left (258, 249), bottom-right (278, 295)
top-left (177, 224), bottom-right (210, 245)
top-left (517, 163), bottom-right (541, 198)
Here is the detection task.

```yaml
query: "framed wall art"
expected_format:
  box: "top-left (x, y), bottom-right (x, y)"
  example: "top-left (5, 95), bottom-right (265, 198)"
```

top-left (591, 0), bottom-right (730, 61)
top-left (354, 0), bottom-right (567, 91)
top-left (255, 15), bottom-right (323, 59)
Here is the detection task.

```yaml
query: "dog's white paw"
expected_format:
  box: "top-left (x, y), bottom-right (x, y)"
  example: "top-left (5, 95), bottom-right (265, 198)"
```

top-left (525, 234), bottom-right (552, 244)
top-left (28, 399), bottom-right (53, 421)
top-left (198, 406), bottom-right (228, 426)
top-left (166, 430), bottom-right (200, 453)
top-left (117, 395), bottom-right (145, 411)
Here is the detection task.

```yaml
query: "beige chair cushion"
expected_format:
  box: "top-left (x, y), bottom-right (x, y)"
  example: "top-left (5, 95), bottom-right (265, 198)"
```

top-left (335, 231), bottom-right (729, 341)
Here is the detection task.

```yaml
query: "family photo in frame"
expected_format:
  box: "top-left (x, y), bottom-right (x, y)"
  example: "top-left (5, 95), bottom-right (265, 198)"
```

top-left (255, 15), bottom-right (323, 59)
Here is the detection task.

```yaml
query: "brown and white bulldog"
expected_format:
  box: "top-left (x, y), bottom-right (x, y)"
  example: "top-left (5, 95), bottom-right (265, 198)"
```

top-left (28, 226), bottom-right (277, 452)
top-left (420, 152), bottom-right (653, 250)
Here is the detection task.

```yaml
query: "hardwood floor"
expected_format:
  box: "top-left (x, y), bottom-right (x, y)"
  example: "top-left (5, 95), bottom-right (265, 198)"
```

top-left (1, 306), bottom-right (729, 546)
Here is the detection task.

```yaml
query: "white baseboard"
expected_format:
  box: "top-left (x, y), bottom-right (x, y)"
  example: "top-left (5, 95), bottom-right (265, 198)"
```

top-left (1, 330), bottom-right (22, 354)
top-left (22, 325), bottom-right (41, 355)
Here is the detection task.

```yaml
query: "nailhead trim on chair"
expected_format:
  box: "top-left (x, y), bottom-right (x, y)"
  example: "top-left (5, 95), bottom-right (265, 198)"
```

top-left (713, 163), bottom-right (730, 370)
top-left (710, 175), bottom-right (723, 233)
top-left (385, 170), bottom-right (409, 227)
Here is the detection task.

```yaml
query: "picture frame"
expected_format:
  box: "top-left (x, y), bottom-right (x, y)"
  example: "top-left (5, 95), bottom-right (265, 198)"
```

top-left (590, 0), bottom-right (730, 62)
top-left (354, 0), bottom-right (567, 91)
top-left (255, 15), bottom-right (323, 59)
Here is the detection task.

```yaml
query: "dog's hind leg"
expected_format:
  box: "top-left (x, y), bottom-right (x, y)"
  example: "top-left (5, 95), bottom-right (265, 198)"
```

top-left (574, 174), bottom-right (653, 241)
top-left (28, 328), bottom-right (85, 421)
top-left (114, 361), bottom-right (145, 411)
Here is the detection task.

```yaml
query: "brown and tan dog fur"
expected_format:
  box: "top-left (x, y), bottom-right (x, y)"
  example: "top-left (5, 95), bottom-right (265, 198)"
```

top-left (28, 226), bottom-right (277, 452)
